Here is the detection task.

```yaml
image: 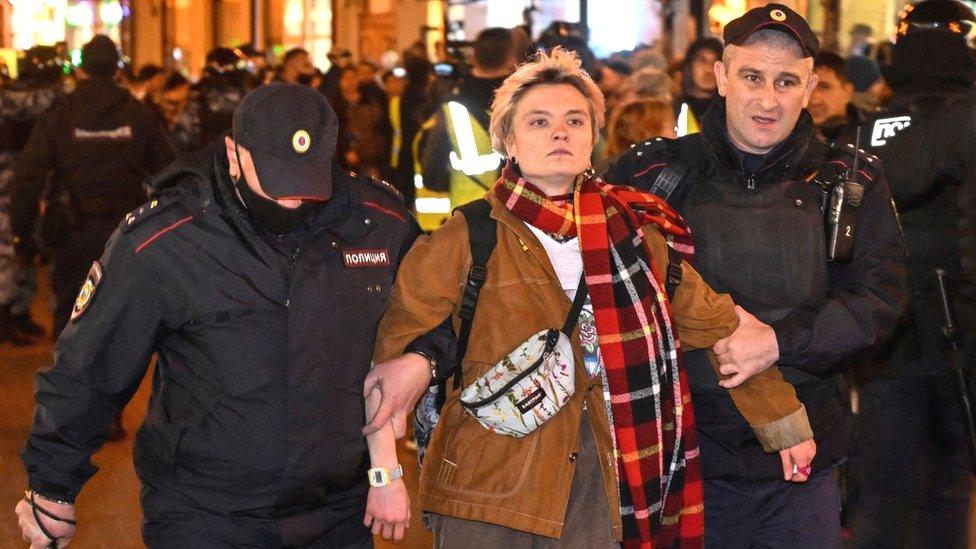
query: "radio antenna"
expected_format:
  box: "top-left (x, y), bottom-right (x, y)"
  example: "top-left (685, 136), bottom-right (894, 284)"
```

top-left (850, 127), bottom-right (862, 183)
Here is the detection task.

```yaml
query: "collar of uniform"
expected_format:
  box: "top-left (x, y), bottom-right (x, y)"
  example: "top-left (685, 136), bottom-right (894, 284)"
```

top-left (699, 99), bottom-right (814, 180)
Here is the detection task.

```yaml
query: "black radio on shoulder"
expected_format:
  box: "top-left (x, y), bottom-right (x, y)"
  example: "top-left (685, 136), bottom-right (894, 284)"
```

top-left (821, 129), bottom-right (866, 263)
top-left (825, 177), bottom-right (864, 263)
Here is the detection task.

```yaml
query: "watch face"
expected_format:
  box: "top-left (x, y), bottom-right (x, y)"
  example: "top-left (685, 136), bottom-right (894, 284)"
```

top-left (369, 468), bottom-right (389, 487)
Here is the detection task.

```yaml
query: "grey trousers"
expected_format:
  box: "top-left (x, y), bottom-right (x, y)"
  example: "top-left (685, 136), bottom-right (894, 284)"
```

top-left (430, 410), bottom-right (620, 548)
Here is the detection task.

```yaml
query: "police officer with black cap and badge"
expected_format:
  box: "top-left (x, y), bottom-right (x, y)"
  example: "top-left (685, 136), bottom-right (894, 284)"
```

top-left (605, 4), bottom-right (907, 546)
top-left (841, 1), bottom-right (976, 545)
top-left (14, 83), bottom-right (453, 548)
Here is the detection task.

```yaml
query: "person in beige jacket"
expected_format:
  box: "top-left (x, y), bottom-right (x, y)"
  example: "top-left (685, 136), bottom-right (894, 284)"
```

top-left (366, 48), bottom-right (814, 547)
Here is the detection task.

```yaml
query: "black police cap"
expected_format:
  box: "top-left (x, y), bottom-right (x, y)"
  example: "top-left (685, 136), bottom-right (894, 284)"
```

top-left (723, 3), bottom-right (820, 58)
top-left (232, 83), bottom-right (339, 202)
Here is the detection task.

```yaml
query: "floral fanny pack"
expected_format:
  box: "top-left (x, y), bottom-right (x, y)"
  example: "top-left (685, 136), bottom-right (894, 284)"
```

top-left (459, 274), bottom-right (587, 437)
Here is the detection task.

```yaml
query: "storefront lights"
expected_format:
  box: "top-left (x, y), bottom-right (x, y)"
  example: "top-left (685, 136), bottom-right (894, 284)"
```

top-left (66, 2), bottom-right (95, 27)
top-left (100, 1), bottom-right (124, 25)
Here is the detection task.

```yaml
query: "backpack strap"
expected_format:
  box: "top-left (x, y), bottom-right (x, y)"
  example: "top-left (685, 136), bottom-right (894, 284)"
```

top-left (648, 136), bottom-right (703, 209)
top-left (451, 199), bottom-right (497, 392)
top-left (665, 244), bottom-right (683, 300)
top-left (649, 158), bottom-right (689, 202)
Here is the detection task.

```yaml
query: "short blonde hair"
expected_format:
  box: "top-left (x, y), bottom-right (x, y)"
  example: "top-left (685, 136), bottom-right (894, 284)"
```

top-left (489, 47), bottom-right (606, 157)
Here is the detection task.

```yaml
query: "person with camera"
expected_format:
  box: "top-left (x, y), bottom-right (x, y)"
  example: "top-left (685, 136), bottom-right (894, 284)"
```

top-left (10, 35), bottom-right (174, 339)
top-left (604, 5), bottom-right (907, 546)
top-left (841, 1), bottom-right (976, 545)
top-left (415, 27), bottom-right (516, 222)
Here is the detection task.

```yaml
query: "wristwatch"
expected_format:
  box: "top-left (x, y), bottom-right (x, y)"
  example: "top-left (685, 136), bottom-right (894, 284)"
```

top-left (368, 464), bottom-right (404, 487)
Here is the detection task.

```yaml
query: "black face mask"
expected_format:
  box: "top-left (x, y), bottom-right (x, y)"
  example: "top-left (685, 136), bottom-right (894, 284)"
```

top-left (296, 72), bottom-right (315, 86)
top-left (233, 149), bottom-right (318, 234)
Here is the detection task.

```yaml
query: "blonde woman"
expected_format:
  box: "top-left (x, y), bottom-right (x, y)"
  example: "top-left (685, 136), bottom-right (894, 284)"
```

top-left (365, 49), bottom-right (815, 547)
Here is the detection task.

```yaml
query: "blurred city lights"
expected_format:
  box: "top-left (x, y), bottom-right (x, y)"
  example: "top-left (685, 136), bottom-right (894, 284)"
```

top-left (65, 2), bottom-right (95, 27)
top-left (100, 1), bottom-right (125, 26)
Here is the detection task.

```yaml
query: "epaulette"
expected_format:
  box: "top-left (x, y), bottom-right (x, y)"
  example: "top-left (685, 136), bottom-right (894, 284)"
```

top-left (825, 142), bottom-right (883, 182)
top-left (628, 136), bottom-right (674, 159)
top-left (349, 170), bottom-right (405, 204)
top-left (120, 194), bottom-right (183, 233)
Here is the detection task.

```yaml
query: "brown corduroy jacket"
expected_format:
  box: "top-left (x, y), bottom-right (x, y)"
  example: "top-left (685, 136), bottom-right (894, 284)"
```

top-left (373, 190), bottom-right (812, 539)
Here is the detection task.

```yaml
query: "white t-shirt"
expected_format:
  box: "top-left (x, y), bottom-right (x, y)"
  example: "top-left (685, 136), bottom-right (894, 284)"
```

top-left (524, 223), bottom-right (602, 378)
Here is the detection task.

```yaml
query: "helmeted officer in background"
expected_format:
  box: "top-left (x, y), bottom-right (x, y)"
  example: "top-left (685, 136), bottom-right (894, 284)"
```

top-left (843, 1), bottom-right (976, 545)
top-left (414, 27), bottom-right (514, 230)
top-left (170, 47), bottom-right (256, 154)
top-left (11, 34), bottom-right (175, 338)
top-left (14, 83), bottom-right (453, 548)
top-left (0, 46), bottom-right (65, 344)
top-left (605, 5), bottom-right (907, 546)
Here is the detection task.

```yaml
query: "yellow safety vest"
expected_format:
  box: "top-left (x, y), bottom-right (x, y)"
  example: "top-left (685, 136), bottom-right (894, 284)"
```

top-left (412, 100), bottom-right (502, 232)
top-left (676, 102), bottom-right (701, 137)
top-left (389, 96), bottom-right (402, 169)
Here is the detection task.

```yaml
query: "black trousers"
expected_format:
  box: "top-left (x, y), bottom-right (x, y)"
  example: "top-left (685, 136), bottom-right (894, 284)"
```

top-left (141, 486), bottom-right (373, 549)
top-left (848, 374), bottom-right (972, 548)
top-left (703, 467), bottom-right (841, 548)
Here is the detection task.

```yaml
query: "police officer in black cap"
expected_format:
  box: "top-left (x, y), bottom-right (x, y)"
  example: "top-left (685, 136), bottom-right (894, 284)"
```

top-left (606, 4), bottom-right (907, 546)
top-left (10, 34), bottom-right (175, 338)
top-left (841, 1), bottom-right (976, 545)
top-left (14, 83), bottom-right (452, 548)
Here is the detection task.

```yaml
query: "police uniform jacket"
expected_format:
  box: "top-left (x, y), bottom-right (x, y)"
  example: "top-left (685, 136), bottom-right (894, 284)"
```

top-left (605, 101), bottom-right (908, 480)
top-left (20, 145), bottom-right (450, 544)
top-left (845, 79), bottom-right (976, 377)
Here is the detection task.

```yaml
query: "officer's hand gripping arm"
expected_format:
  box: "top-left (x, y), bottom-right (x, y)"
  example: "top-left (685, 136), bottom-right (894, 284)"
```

top-left (652, 230), bottom-right (813, 452)
top-left (367, 214), bottom-right (469, 436)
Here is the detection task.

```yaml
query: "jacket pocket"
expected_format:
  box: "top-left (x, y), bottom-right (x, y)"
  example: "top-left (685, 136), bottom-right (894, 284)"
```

top-left (433, 362), bottom-right (540, 498)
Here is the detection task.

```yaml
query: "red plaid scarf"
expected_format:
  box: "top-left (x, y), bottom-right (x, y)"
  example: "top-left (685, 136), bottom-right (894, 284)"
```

top-left (495, 163), bottom-right (703, 548)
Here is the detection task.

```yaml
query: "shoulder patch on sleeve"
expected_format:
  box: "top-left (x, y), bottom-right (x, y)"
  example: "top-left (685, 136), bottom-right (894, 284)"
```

top-left (70, 261), bottom-right (103, 322)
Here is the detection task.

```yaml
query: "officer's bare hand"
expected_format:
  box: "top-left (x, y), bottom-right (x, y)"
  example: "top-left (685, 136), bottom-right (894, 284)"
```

top-left (713, 306), bottom-right (780, 389)
top-left (362, 353), bottom-right (431, 438)
top-left (779, 438), bottom-right (817, 483)
top-left (365, 481), bottom-right (411, 541)
top-left (15, 495), bottom-right (76, 548)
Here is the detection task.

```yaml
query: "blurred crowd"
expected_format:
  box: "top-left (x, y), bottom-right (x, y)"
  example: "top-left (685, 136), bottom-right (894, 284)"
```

top-left (0, 19), bottom-right (913, 346)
